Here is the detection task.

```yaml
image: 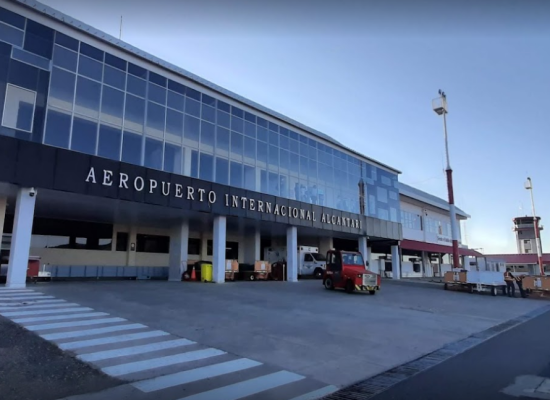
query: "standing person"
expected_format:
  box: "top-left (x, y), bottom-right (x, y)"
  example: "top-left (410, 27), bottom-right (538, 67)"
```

top-left (514, 274), bottom-right (527, 298)
top-left (504, 268), bottom-right (515, 297)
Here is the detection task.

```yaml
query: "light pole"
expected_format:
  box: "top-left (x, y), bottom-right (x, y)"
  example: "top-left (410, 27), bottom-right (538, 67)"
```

top-left (525, 177), bottom-right (544, 276)
top-left (432, 90), bottom-right (460, 270)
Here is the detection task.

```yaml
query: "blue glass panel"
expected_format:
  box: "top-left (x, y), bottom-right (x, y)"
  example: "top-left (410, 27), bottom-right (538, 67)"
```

top-left (268, 130), bottom-right (278, 146)
top-left (148, 71), bottom-right (166, 87)
top-left (12, 48), bottom-right (49, 70)
top-left (128, 63), bottom-right (147, 79)
top-left (289, 138), bottom-right (299, 153)
top-left (103, 65), bottom-right (125, 90)
top-left (256, 116), bottom-right (267, 128)
top-left (260, 170), bottom-right (267, 193)
top-left (55, 32), bottom-right (78, 51)
top-left (268, 122), bottom-right (278, 132)
top-left (202, 104), bottom-right (215, 123)
top-left (231, 106), bottom-right (243, 119)
top-left (75, 76), bottom-right (101, 118)
top-left (0, 8), bottom-right (25, 29)
top-left (244, 165), bottom-right (255, 190)
top-left (289, 152), bottom-right (299, 173)
top-left (0, 39), bottom-right (10, 56)
top-left (244, 111), bottom-right (255, 123)
top-left (300, 156), bottom-right (308, 176)
top-left (309, 159), bottom-right (317, 178)
top-left (100, 86), bottom-right (124, 126)
top-left (230, 162), bottom-right (243, 188)
top-left (231, 132), bottom-right (243, 158)
top-left (257, 126), bottom-right (268, 142)
top-left (144, 137), bottom-right (163, 170)
top-left (216, 126), bottom-right (229, 151)
top-left (0, 22), bottom-right (23, 46)
top-left (164, 142), bottom-right (182, 174)
top-left (199, 153), bottom-right (214, 182)
top-left (124, 94), bottom-right (145, 132)
top-left (53, 45), bottom-right (77, 71)
top-left (280, 136), bottom-right (289, 150)
top-left (185, 97), bottom-right (200, 117)
top-left (190, 150), bottom-right (199, 178)
top-left (279, 149), bottom-right (289, 168)
top-left (78, 55), bottom-right (102, 81)
top-left (44, 108), bottom-right (70, 148)
top-left (126, 75), bottom-right (146, 97)
top-left (309, 145), bottom-right (317, 160)
top-left (244, 121), bottom-right (255, 138)
top-left (299, 134), bottom-right (308, 144)
top-left (145, 102), bottom-right (165, 138)
top-left (217, 100), bottom-right (230, 113)
top-left (257, 141), bottom-right (267, 163)
top-left (202, 93), bottom-right (215, 106)
top-left (279, 127), bottom-right (289, 137)
top-left (215, 157), bottom-right (229, 185)
top-left (268, 172), bottom-right (278, 196)
top-left (24, 30), bottom-right (53, 59)
top-left (185, 87), bottom-right (201, 101)
top-left (105, 53), bottom-right (126, 71)
top-left (231, 116), bottom-right (243, 133)
top-left (79, 42), bottom-right (103, 62)
top-left (269, 145), bottom-right (278, 166)
top-left (148, 82), bottom-right (166, 105)
top-left (244, 137), bottom-right (255, 159)
top-left (200, 121), bottom-right (215, 148)
top-left (183, 115), bottom-right (199, 146)
top-left (300, 141), bottom-right (308, 156)
top-left (308, 138), bottom-right (316, 147)
top-left (98, 124), bottom-right (121, 160)
top-left (121, 130), bottom-right (142, 165)
top-left (216, 110), bottom-right (229, 128)
top-left (71, 116), bottom-right (97, 155)
top-left (289, 130), bottom-right (298, 140)
top-left (167, 90), bottom-right (184, 111)
top-left (49, 67), bottom-right (75, 110)
top-left (168, 79), bottom-right (185, 94)
top-left (165, 109), bottom-right (183, 142)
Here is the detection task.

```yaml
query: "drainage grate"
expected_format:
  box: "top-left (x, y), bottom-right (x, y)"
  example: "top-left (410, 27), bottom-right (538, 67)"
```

top-left (321, 305), bottom-right (550, 400)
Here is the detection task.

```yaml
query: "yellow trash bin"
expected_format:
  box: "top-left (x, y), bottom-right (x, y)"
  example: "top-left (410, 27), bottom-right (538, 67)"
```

top-left (200, 262), bottom-right (213, 282)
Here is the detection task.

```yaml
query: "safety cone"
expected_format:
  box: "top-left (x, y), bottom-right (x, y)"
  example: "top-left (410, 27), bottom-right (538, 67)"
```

top-left (190, 266), bottom-right (197, 281)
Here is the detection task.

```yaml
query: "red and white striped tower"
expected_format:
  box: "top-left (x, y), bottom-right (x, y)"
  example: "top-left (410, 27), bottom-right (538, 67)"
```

top-left (525, 177), bottom-right (545, 276)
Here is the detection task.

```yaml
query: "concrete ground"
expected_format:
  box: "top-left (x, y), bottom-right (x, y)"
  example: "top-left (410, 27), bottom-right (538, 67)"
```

top-left (28, 279), bottom-right (549, 388)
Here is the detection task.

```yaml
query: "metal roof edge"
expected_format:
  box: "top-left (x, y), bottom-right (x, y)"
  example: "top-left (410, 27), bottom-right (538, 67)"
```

top-left (398, 182), bottom-right (470, 218)
top-left (14, 0), bottom-right (401, 175)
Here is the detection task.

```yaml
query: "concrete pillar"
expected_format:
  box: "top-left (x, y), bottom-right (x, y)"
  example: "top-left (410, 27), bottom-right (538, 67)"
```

top-left (169, 220), bottom-right (189, 281)
top-left (358, 236), bottom-right (368, 267)
top-left (213, 216), bottom-right (226, 283)
top-left (391, 244), bottom-right (401, 280)
top-left (127, 226), bottom-right (137, 266)
top-left (421, 251), bottom-right (431, 277)
top-left (319, 236), bottom-right (333, 256)
top-left (0, 197), bottom-right (6, 252)
top-left (286, 226), bottom-right (298, 282)
top-left (243, 228), bottom-right (260, 264)
top-left (6, 188), bottom-right (36, 288)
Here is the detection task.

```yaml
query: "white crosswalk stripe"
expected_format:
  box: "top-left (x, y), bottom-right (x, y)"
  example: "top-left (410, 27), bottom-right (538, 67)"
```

top-left (0, 302), bottom-right (77, 311)
top-left (0, 295), bottom-right (55, 301)
top-left (59, 330), bottom-right (170, 350)
top-left (41, 323), bottom-right (146, 340)
top-left (1, 307), bottom-right (92, 317)
top-left (26, 317), bottom-right (127, 331)
top-left (289, 385), bottom-right (339, 400)
top-left (12, 312), bottom-right (109, 323)
top-left (0, 299), bottom-right (66, 306)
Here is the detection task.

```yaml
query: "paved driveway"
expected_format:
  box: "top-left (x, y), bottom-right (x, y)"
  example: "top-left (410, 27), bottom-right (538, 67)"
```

top-left (28, 279), bottom-right (548, 388)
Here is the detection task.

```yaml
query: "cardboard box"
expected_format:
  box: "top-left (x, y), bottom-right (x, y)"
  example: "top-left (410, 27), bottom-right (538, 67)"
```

top-left (254, 260), bottom-right (271, 273)
top-left (520, 276), bottom-right (550, 291)
top-left (444, 271), bottom-right (467, 283)
top-left (225, 260), bottom-right (239, 271)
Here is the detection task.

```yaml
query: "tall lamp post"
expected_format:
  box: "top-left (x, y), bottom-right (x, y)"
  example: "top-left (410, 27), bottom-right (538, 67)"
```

top-left (525, 177), bottom-right (545, 276)
top-left (432, 90), bottom-right (460, 270)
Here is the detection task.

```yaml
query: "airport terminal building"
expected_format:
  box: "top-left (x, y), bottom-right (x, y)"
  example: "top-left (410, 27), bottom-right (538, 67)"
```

top-left (0, 0), bottom-right (406, 287)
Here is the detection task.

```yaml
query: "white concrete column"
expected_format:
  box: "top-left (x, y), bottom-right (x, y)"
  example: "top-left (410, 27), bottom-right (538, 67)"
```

top-left (243, 228), bottom-right (260, 264)
top-left (319, 236), bottom-right (333, 256)
top-left (169, 220), bottom-right (189, 281)
top-left (6, 188), bottom-right (36, 288)
top-left (421, 251), bottom-right (431, 277)
top-left (391, 244), bottom-right (401, 280)
top-left (358, 237), bottom-right (368, 267)
top-left (0, 197), bottom-right (6, 251)
top-left (286, 226), bottom-right (298, 282)
top-left (213, 216), bottom-right (226, 283)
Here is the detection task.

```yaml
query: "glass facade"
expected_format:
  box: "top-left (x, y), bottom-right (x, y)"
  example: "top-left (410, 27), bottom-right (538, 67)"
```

top-left (0, 6), bottom-right (400, 222)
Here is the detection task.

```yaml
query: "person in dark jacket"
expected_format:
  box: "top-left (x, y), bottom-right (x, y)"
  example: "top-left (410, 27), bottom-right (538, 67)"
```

top-left (504, 268), bottom-right (515, 297)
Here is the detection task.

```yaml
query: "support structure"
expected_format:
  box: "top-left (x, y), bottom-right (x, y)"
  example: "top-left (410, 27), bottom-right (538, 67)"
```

top-left (391, 244), bottom-right (401, 280)
top-left (525, 177), bottom-right (544, 276)
top-left (168, 220), bottom-right (189, 281)
top-left (358, 236), bottom-right (369, 267)
top-left (286, 226), bottom-right (298, 282)
top-left (6, 188), bottom-right (36, 288)
top-left (212, 216), bottom-right (226, 283)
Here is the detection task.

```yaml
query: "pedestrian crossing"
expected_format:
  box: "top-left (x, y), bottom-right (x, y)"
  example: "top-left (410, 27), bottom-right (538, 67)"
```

top-left (0, 287), bottom-right (337, 400)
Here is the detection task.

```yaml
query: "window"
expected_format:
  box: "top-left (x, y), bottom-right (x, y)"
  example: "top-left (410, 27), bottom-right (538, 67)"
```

top-left (124, 94), bottom-right (145, 132)
top-left (304, 254), bottom-right (313, 262)
top-left (216, 127), bottom-right (229, 152)
top-left (200, 121), bottom-right (215, 151)
top-left (75, 76), bottom-right (101, 118)
top-left (183, 115), bottom-right (199, 147)
top-left (148, 82), bottom-right (166, 105)
top-left (0, 21), bottom-right (23, 46)
top-left (202, 104), bottom-right (215, 123)
top-left (127, 75), bottom-right (146, 97)
top-left (165, 109), bottom-right (183, 143)
top-left (167, 90), bottom-right (184, 111)
top-left (98, 124), bottom-right (121, 161)
top-left (49, 68), bottom-right (75, 110)
top-left (136, 234), bottom-right (169, 253)
top-left (144, 137), bottom-right (163, 170)
top-left (207, 240), bottom-right (239, 259)
top-left (230, 161), bottom-right (243, 188)
top-left (100, 86), bottom-right (124, 126)
top-left (78, 55), bottom-right (102, 81)
top-left (199, 153), bottom-right (214, 182)
top-left (116, 232), bottom-right (129, 251)
top-left (44, 108), bottom-right (71, 148)
top-left (145, 102), bottom-right (165, 139)
top-left (121, 130), bottom-right (142, 165)
top-left (188, 238), bottom-right (201, 255)
top-left (164, 142), bottom-right (182, 174)
top-left (52, 45), bottom-right (77, 71)
top-left (71, 116), bottom-right (97, 155)
top-left (30, 218), bottom-right (113, 251)
top-left (2, 84), bottom-right (36, 132)
top-left (185, 97), bottom-right (200, 117)
top-left (103, 65), bottom-right (126, 90)
top-left (215, 157), bottom-right (229, 185)
top-left (244, 165), bottom-right (255, 190)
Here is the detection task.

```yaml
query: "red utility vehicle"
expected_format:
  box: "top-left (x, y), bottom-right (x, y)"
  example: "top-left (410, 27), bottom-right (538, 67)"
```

top-left (323, 250), bottom-right (381, 294)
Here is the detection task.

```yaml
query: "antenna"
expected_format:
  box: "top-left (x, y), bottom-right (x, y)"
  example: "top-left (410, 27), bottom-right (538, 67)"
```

top-left (119, 16), bottom-right (123, 40)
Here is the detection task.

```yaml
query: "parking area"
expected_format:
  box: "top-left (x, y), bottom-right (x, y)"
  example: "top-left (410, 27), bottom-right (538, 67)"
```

top-left (26, 279), bottom-right (548, 388)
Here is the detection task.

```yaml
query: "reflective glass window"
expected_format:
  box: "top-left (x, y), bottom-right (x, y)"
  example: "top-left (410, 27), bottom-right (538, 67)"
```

top-left (144, 137), bottom-right (163, 170)
top-left (289, 139), bottom-right (299, 153)
top-left (244, 121), bottom-right (255, 138)
top-left (0, 22), bottom-right (23, 46)
top-left (231, 106), bottom-right (243, 119)
top-left (164, 142), bottom-right (182, 174)
top-left (289, 130), bottom-right (298, 140)
top-left (55, 32), bottom-right (78, 51)
top-left (105, 53), bottom-right (126, 71)
top-left (309, 145), bottom-right (317, 160)
top-left (231, 116), bottom-right (243, 133)
top-left (52, 45), bottom-right (77, 71)
top-left (230, 162), bottom-right (243, 188)
top-left (44, 108), bottom-right (71, 148)
top-left (148, 82), bottom-right (166, 105)
top-left (215, 157), bottom-right (229, 185)
top-left (103, 65), bottom-right (125, 90)
top-left (309, 159), bottom-right (318, 179)
top-left (244, 165), bottom-right (255, 190)
top-left (127, 75), bottom-right (146, 97)
top-left (98, 124), bottom-right (121, 160)
top-left (279, 149), bottom-right (289, 171)
top-left (300, 141), bottom-right (308, 156)
top-left (79, 43), bottom-right (103, 62)
top-left (100, 86), bottom-right (124, 126)
top-left (244, 137), bottom-right (255, 160)
top-left (260, 170), bottom-right (267, 193)
top-left (217, 100), bottom-right (230, 113)
top-left (217, 110), bottom-right (229, 128)
top-left (24, 21), bottom-right (54, 59)
top-left (300, 156), bottom-right (308, 177)
top-left (289, 153), bottom-right (299, 174)
top-left (0, 8), bottom-right (25, 29)
top-left (202, 104), bottom-right (215, 123)
top-left (183, 115), bottom-right (199, 147)
top-left (279, 127), bottom-right (289, 137)
top-left (145, 102), bottom-right (165, 139)
top-left (190, 150), bottom-right (199, 178)
top-left (202, 93), bottom-right (215, 106)
top-left (71, 116), bottom-right (97, 155)
top-left (230, 132), bottom-right (243, 158)
top-left (121, 130), bottom-right (142, 165)
top-left (216, 126), bottom-right (229, 152)
top-left (75, 76), bottom-right (101, 118)
top-left (2, 84), bottom-right (35, 132)
top-left (185, 87), bottom-right (200, 101)
top-left (124, 94), bottom-right (145, 132)
top-left (268, 131), bottom-right (278, 146)
top-left (78, 55), bottom-right (102, 81)
top-left (168, 79), bottom-right (185, 95)
top-left (257, 116), bottom-right (267, 128)
top-left (268, 172), bottom-right (278, 196)
top-left (269, 145), bottom-right (278, 167)
top-left (128, 63), bottom-right (147, 79)
top-left (257, 126), bottom-right (268, 142)
top-left (244, 111), bottom-right (255, 123)
top-left (49, 67), bottom-right (75, 110)
top-left (279, 136), bottom-right (289, 150)
top-left (257, 141), bottom-right (267, 164)
top-left (299, 134), bottom-right (308, 144)
top-left (199, 153), bottom-right (214, 182)
top-left (268, 122), bottom-right (278, 132)
top-left (148, 71), bottom-right (166, 87)
top-left (165, 109), bottom-right (183, 143)
top-left (279, 174), bottom-right (289, 198)
top-left (167, 90), bottom-right (184, 111)
top-left (200, 121), bottom-right (215, 151)
top-left (185, 97), bottom-right (200, 117)
top-left (377, 186), bottom-right (388, 203)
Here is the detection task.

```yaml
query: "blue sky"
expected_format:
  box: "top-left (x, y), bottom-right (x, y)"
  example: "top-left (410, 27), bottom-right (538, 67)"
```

top-left (39, 0), bottom-right (550, 254)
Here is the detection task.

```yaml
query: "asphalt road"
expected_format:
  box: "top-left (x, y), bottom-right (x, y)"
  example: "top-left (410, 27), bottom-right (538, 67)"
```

top-left (369, 307), bottom-right (550, 400)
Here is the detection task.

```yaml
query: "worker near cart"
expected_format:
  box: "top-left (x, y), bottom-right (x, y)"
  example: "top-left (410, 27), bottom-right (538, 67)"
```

top-left (514, 274), bottom-right (527, 298)
top-left (504, 268), bottom-right (516, 297)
